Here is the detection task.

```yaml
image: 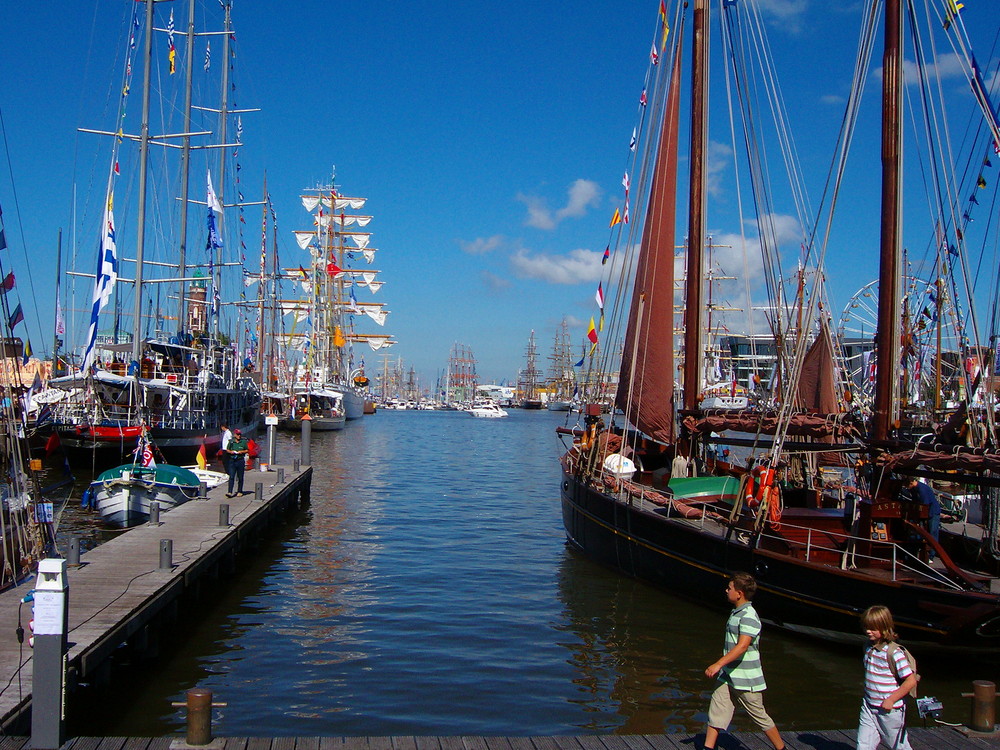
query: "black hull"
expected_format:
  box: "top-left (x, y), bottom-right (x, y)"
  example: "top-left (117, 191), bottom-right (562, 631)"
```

top-left (561, 469), bottom-right (1000, 652)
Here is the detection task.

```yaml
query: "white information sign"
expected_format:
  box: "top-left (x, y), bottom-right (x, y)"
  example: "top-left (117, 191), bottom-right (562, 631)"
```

top-left (33, 590), bottom-right (64, 635)
top-left (265, 415), bottom-right (279, 426)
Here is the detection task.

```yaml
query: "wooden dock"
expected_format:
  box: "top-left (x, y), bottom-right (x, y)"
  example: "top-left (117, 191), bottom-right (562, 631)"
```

top-left (0, 730), bottom-right (999, 750)
top-left (0, 464), bottom-right (312, 733)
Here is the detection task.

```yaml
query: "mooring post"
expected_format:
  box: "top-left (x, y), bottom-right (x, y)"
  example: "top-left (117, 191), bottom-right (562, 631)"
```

top-left (66, 536), bottom-right (80, 567)
top-left (159, 539), bottom-right (173, 570)
top-left (199, 481), bottom-right (207, 498)
top-left (293, 458), bottom-right (300, 472)
top-left (148, 501), bottom-right (160, 526)
top-left (30, 559), bottom-right (68, 750)
top-left (301, 414), bottom-right (312, 466)
top-left (185, 687), bottom-right (213, 746)
top-left (255, 482), bottom-right (264, 502)
top-left (970, 680), bottom-right (997, 732)
top-left (277, 467), bottom-right (285, 485)
top-left (219, 504), bottom-right (229, 527)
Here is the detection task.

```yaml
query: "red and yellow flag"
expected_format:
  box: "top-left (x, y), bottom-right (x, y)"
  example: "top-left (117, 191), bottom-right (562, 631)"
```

top-left (609, 208), bottom-right (622, 227)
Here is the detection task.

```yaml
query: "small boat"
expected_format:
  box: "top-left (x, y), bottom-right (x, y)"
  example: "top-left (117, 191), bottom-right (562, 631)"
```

top-left (467, 401), bottom-right (508, 419)
top-left (91, 463), bottom-right (202, 528)
top-left (280, 389), bottom-right (347, 431)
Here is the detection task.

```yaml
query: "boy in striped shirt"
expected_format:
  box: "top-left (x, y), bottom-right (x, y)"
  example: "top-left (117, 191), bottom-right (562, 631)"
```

top-left (858, 605), bottom-right (917, 750)
top-left (703, 572), bottom-right (785, 750)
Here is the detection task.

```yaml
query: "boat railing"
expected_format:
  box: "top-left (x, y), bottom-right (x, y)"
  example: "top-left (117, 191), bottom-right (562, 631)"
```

top-left (755, 520), bottom-right (962, 591)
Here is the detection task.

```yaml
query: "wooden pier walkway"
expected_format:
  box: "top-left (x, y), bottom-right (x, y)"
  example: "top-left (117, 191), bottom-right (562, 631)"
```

top-left (0, 464), bottom-right (312, 732)
top-left (1, 730), bottom-right (999, 750)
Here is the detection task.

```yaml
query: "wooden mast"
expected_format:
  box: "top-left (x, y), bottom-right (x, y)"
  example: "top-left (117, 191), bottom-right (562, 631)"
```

top-left (683, 0), bottom-right (708, 411)
top-left (873, 0), bottom-right (903, 442)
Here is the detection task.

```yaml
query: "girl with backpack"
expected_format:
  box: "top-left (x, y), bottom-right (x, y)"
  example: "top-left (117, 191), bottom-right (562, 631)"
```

top-left (857, 605), bottom-right (918, 750)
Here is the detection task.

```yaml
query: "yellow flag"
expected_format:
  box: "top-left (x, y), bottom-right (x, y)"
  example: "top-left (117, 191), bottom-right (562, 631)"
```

top-left (334, 326), bottom-right (346, 347)
top-left (609, 208), bottom-right (622, 227)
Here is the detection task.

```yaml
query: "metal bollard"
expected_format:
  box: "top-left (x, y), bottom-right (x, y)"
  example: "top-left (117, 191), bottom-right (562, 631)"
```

top-left (255, 482), bottom-right (263, 502)
top-left (159, 539), bottom-right (173, 570)
top-left (218, 504), bottom-right (229, 527)
top-left (301, 416), bottom-right (312, 466)
top-left (148, 501), bottom-right (160, 526)
top-left (67, 536), bottom-right (81, 567)
top-left (267, 421), bottom-right (277, 466)
top-left (185, 687), bottom-right (213, 746)
top-left (277, 467), bottom-right (285, 484)
top-left (199, 481), bottom-right (207, 498)
top-left (972, 680), bottom-right (997, 732)
top-left (293, 458), bottom-right (300, 472)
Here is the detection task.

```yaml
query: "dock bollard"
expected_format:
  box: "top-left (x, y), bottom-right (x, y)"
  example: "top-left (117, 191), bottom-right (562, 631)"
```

top-left (66, 536), bottom-right (81, 567)
top-left (301, 414), bottom-right (312, 466)
top-left (294, 458), bottom-right (300, 472)
top-left (148, 501), bottom-right (160, 526)
top-left (218, 504), bottom-right (229, 527)
top-left (199, 481), bottom-right (207, 498)
top-left (255, 482), bottom-right (263, 502)
top-left (277, 467), bottom-right (285, 484)
top-left (966, 680), bottom-right (998, 732)
top-left (159, 539), bottom-right (173, 570)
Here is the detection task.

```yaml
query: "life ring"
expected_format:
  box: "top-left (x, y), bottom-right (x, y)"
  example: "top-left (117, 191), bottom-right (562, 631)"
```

top-left (746, 464), bottom-right (775, 509)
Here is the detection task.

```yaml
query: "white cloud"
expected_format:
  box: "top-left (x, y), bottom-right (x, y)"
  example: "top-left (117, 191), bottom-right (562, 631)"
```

top-left (756, 0), bottom-right (808, 32)
top-left (510, 247), bottom-right (604, 284)
top-left (460, 235), bottom-right (505, 255)
top-left (517, 179), bottom-right (602, 230)
top-left (707, 140), bottom-right (733, 197)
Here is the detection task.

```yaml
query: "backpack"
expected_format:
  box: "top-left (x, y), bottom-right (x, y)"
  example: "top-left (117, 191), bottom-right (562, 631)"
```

top-left (886, 642), bottom-right (920, 698)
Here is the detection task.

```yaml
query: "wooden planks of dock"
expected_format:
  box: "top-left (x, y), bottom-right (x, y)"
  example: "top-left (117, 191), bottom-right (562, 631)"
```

top-left (0, 464), bottom-right (312, 733)
top-left (1, 730), bottom-right (1000, 750)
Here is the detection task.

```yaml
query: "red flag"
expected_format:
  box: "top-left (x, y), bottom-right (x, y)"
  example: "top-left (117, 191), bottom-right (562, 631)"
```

top-left (196, 442), bottom-right (208, 471)
top-left (327, 262), bottom-right (344, 278)
top-left (0, 271), bottom-right (14, 292)
top-left (602, 246), bottom-right (610, 265)
top-left (587, 317), bottom-right (598, 345)
top-left (45, 431), bottom-right (61, 457)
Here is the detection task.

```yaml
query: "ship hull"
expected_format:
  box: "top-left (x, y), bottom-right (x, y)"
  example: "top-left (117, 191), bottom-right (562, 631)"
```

top-left (561, 468), bottom-right (1000, 652)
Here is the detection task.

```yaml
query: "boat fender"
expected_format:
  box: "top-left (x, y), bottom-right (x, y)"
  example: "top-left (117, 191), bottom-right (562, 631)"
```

top-left (81, 487), bottom-right (94, 509)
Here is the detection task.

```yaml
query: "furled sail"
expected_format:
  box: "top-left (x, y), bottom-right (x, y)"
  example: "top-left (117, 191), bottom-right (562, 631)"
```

top-left (614, 38), bottom-right (683, 444)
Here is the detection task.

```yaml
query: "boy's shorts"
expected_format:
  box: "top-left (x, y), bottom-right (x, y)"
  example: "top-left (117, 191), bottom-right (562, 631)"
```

top-left (707, 682), bottom-right (776, 731)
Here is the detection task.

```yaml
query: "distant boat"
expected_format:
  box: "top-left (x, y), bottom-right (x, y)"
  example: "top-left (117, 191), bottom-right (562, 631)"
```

top-left (518, 330), bottom-right (544, 409)
top-left (467, 401), bottom-right (508, 419)
top-left (280, 389), bottom-right (346, 431)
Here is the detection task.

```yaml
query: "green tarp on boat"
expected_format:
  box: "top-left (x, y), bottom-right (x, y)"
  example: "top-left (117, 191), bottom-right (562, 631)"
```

top-left (95, 464), bottom-right (201, 487)
top-left (667, 476), bottom-right (740, 503)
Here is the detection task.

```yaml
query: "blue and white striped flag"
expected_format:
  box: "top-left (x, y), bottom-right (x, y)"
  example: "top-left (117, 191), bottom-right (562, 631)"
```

top-left (80, 197), bottom-right (118, 373)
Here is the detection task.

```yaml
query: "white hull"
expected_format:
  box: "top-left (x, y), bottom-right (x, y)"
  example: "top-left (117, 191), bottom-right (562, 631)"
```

top-left (95, 480), bottom-right (195, 527)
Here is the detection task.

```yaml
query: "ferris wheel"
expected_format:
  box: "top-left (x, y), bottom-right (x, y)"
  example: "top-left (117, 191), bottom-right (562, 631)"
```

top-left (837, 276), bottom-right (963, 409)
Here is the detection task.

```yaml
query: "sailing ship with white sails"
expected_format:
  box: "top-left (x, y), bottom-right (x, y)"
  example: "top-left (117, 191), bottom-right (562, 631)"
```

top-left (45, 0), bottom-right (261, 464)
top-left (280, 177), bottom-right (395, 424)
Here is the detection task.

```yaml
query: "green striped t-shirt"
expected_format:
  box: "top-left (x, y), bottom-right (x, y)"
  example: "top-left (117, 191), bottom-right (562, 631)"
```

top-left (720, 602), bottom-right (767, 692)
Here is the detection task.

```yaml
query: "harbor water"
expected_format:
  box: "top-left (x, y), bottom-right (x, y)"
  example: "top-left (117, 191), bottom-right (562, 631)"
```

top-left (52, 409), bottom-right (993, 736)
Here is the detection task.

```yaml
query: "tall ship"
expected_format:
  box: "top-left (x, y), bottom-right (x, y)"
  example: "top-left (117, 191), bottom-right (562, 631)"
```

top-left (444, 343), bottom-right (477, 406)
top-left (559, 0), bottom-right (1000, 651)
top-left (283, 176), bottom-right (395, 421)
top-left (46, 0), bottom-right (261, 464)
top-left (546, 318), bottom-right (575, 411)
top-left (518, 330), bottom-right (543, 409)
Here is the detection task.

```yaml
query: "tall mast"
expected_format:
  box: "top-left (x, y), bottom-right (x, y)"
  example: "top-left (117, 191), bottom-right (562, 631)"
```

top-left (212, 1), bottom-right (233, 340)
top-left (873, 0), bottom-right (903, 442)
top-left (683, 0), bottom-right (709, 410)
top-left (130, 0), bottom-right (156, 365)
top-left (176, 0), bottom-right (196, 332)
top-left (52, 229), bottom-right (63, 376)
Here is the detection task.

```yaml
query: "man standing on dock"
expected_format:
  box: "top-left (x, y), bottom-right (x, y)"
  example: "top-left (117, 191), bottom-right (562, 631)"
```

top-left (702, 572), bottom-right (785, 750)
top-left (225, 428), bottom-right (249, 497)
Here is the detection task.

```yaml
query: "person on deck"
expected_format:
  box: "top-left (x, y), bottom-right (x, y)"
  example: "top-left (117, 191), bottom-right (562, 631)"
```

top-left (702, 572), bottom-right (785, 750)
top-left (225, 428), bottom-right (249, 497)
top-left (220, 422), bottom-right (233, 476)
top-left (904, 477), bottom-right (941, 544)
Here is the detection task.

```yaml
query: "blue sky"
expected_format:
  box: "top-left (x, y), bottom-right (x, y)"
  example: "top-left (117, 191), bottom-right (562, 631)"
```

top-left (0, 1), bottom-right (998, 388)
